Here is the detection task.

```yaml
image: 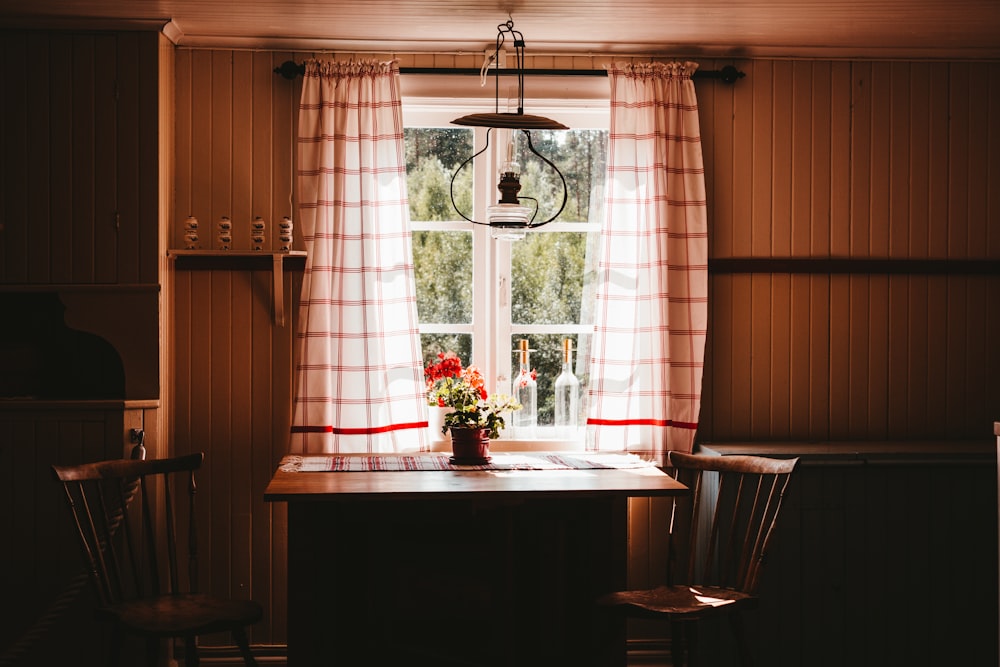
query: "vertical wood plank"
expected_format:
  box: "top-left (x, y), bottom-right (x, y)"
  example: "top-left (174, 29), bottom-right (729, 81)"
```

top-left (771, 60), bottom-right (793, 256)
top-left (866, 275), bottom-right (889, 436)
top-left (850, 62), bottom-right (872, 257)
top-left (250, 269), bottom-right (275, 637)
top-left (888, 61), bottom-right (911, 259)
top-left (707, 275), bottom-right (734, 440)
top-left (886, 275), bottom-right (910, 435)
top-left (4, 33), bottom-right (33, 282)
top-left (232, 51), bottom-right (254, 251)
top-left (924, 277), bottom-right (949, 438)
top-left (94, 34), bottom-right (118, 283)
top-left (789, 61), bottom-right (811, 257)
top-left (273, 51), bottom-right (297, 247)
top-left (810, 61), bottom-right (831, 257)
top-left (137, 31), bottom-right (161, 285)
top-left (948, 63), bottom-right (971, 258)
top-left (213, 50), bottom-right (234, 236)
top-left (830, 276), bottom-right (852, 440)
top-left (944, 276), bottom-right (968, 432)
top-left (71, 35), bottom-right (96, 283)
top-left (729, 60), bottom-right (754, 258)
top-left (868, 61), bottom-right (891, 257)
top-left (208, 50), bottom-right (234, 607)
top-left (230, 270), bottom-right (254, 607)
top-left (26, 35), bottom-right (52, 283)
top-left (730, 273), bottom-right (754, 436)
top-left (788, 274), bottom-right (812, 437)
top-left (963, 277), bottom-right (989, 436)
top-left (191, 49), bottom-right (214, 240)
top-left (927, 62), bottom-right (950, 257)
top-left (253, 52), bottom-right (275, 251)
top-left (751, 59), bottom-right (773, 256)
top-left (809, 274), bottom-right (831, 437)
top-left (906, 274), bottom-right (929, 436)
top-left (116, 32), bottom-right (142, 284)
top-left (769, 273), bottom-right (791, 436)
top-left (829, 61), bottom-right (852, 257)
top-left (908, 62), bottom-right (930, 258)
top-left (989, 63), bottom-right (1000, 258)
top-left (49, 34), bottom-right (74, 283)
top-left (750, 273), bottom-right (772, 436)
top-left (175, 49), bottom-right (194, 247)
top-left (965, 62), bottom-right (989, 259)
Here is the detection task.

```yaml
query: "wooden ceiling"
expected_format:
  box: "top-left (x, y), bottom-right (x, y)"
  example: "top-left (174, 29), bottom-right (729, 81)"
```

top-left (2, 0), bottom-right (999, 58)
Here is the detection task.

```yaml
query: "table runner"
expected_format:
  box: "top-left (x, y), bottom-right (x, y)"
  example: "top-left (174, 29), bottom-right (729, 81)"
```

top-left (278, 452), bottom-right (656, 472)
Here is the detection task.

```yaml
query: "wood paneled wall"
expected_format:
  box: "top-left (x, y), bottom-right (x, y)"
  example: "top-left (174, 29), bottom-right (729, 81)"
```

top-left (695, 59), bottom-right (1000, 443)
top-left (169, 51), bottom-right (1000, 652)
top-left (0, 30), bottom-right (161, 286)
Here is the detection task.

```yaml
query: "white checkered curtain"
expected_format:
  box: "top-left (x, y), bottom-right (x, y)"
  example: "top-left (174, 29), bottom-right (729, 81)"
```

top-left (289, 59), bottom-right (428, 454)
top-left (586, 62), bottom-right (708, 463)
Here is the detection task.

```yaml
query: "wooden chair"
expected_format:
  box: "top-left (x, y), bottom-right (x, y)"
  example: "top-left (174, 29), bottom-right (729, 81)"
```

top-left (53, 452), bottom-right (262, 667)
top-left (597, 450), bottom-right (799, 667)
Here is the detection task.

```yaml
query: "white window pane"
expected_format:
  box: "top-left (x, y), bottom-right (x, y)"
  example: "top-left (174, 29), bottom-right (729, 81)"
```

top-left (514, 129), bottom-right (607, 224)
top-left (421, 333), bottom-right (472, 369)
top-left (413, 230), bottom-right (473, 324)
top-left (511, 231), bottom-right (597, 326)
top-left (405, 128), bottom-right (474, 221)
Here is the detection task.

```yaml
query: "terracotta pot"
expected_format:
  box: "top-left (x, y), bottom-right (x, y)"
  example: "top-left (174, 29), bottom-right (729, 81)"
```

top-left (449, 427), bottom-right (490, 462)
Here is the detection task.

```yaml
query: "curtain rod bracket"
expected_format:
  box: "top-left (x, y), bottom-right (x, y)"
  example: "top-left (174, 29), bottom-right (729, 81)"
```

top-left (274, 61), bottom-right (306, 79)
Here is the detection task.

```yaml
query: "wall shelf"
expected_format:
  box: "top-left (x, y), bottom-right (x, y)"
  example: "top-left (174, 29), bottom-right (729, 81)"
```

top-left (167, 250), bottom-right (306, 326)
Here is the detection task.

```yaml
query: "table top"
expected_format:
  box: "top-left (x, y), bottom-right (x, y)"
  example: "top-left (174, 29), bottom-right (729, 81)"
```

top-left (264, 452), bottom-right (688, 502)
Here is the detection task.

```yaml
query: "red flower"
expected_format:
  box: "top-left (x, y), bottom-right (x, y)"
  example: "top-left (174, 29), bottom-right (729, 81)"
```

top-left (424, 351), bottom-right (463, 388)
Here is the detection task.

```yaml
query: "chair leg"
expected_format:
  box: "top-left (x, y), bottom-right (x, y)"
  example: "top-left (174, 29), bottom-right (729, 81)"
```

top-left (670, 620), bottom-right (686, 667)
top-left (233, 627), bottom-right (258, 666)
top-left (184, 636), bottom-right (199, 667)
top-left (729, 613), bottom-right (755, 667)
top-left (144, 637), bottom-right (159, 667)
top-left (107, 623), bottom-right (123, 667)
top-left (684, 621), bottom-right (700, 667)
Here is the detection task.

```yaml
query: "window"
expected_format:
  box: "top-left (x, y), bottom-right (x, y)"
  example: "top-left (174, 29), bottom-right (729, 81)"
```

top-left (404, 96), bottom-right (608, 441)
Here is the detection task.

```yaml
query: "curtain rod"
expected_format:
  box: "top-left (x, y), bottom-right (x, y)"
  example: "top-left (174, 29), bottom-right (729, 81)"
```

top-left (272, 60), bottom-right (745, 83)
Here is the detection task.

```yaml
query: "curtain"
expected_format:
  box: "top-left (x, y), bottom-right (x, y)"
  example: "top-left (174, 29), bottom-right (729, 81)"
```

top-left (289, 59), bottom-right (427, 454)
top-left (586, 61), bottom-right (708, 462)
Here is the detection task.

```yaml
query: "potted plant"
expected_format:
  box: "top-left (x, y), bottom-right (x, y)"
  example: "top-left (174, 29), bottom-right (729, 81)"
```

top-left (425, 352), bottom-right (521, 463)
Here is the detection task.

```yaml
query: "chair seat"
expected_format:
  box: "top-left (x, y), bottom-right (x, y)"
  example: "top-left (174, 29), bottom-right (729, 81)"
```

top-left (598, 584), bottom-right (758, 619)
top-left (100, 593), bottom-right (263, 637)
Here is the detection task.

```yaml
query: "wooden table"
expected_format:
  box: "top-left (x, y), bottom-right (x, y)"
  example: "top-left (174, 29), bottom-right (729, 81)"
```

top-left (264, 453), bottom-right (688, 666)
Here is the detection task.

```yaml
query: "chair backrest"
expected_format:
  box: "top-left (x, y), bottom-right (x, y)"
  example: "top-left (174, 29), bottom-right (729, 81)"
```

top-left (665, 451), bottom-right (799, 595)
top-left (52, 452), bottom-right (205, 607)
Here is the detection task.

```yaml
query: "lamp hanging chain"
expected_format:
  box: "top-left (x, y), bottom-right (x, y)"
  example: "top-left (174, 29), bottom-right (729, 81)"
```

top-left (493, 19), bottom-right (526, 117)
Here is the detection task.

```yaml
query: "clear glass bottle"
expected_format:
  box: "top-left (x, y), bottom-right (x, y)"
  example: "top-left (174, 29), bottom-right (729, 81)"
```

top-left (513, 339), bottom-right (537, 437)
top-left (554, 338), bottom-right (580, 438)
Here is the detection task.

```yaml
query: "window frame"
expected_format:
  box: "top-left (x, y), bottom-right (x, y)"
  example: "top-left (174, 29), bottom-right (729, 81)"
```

top-left (404, 81), bottom-right (609, 444)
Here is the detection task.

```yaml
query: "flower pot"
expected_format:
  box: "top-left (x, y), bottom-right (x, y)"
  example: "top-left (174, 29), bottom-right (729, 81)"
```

top-left (449, 427), bottom-right (491, 464)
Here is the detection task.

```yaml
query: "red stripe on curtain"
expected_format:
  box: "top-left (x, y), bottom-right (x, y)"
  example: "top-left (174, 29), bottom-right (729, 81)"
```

top-left (292, 421), bottom-right (429, 435)
top-left (587, 418), bottom-right (699, 430)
